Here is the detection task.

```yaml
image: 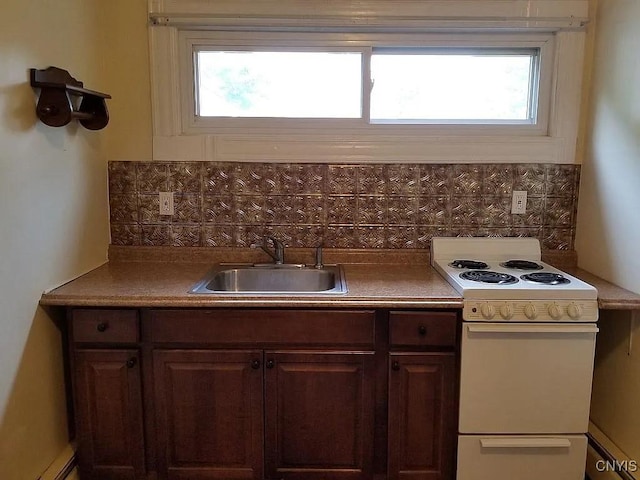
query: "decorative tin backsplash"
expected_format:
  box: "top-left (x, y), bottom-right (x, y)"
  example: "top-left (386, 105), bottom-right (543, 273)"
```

top-left (108, 162), bottom-right (580, 250)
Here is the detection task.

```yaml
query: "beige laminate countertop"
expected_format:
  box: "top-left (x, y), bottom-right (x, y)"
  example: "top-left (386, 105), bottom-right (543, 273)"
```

top-left (39, 247), bottom-right (640, 310)
top-left (564, 267), bottom-right (640, 310)
top-left (39, 261), bottom-right (463, 309)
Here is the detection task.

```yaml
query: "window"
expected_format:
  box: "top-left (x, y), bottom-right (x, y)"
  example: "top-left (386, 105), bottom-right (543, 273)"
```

top-left (369, 49), bottom-right (539, 124)
top-left (183, 32), bottom-right (552, 134)
top-left (150, 13), bottom-right (587, 164)
top-left (195, 47), bottom-right (539, 125)
top-left (196, 51), bottom-right (363, 118)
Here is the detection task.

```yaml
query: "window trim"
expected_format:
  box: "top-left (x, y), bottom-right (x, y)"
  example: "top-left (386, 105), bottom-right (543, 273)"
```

top-left (178, 30), bottom-right (555, 136)
top-left (148, 11), bottom-right (587, 165)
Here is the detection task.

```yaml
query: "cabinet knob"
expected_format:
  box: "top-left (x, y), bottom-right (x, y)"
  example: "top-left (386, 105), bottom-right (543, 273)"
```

top-left (391, 360), bottom-right (400, 371)
top-left (251, 359), bottom-right (261, 369)
top-left (126, 357), bottom-right (137, 369)
top-left (96, 322), bottom-right (108, 332)
top-left (418, 325), bottom-right (427, 336)
top-left (266, 359), bottom-right (275, 369)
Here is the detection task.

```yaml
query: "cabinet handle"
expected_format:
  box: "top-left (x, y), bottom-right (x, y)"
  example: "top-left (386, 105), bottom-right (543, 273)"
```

top-left (391, 360), bottom-right (400, 371)
top-left (126, 357), bottom-right (137, 369)
top-left (96, 322), bottom-right (108, 332)
top-left (266, 359), bottom-right (275, 369)
top-left (251, 359), bottom-right (261, 369)
top-left (418, 325), bottom-right (427, 336)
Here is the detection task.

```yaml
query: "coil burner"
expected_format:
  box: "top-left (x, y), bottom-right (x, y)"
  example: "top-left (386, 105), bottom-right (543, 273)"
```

top-left (460, 270), bottom-right (519, 285)
top-left (449, 260), bottom-right (490, 269)
top-left (520, 272), bottom-right (571, 285)
top-left (500, 260), bottom-right (544, 271)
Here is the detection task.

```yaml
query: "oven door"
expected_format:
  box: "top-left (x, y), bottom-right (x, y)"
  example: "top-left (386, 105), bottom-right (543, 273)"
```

top-left (459, 322), bottom-right (598, 434)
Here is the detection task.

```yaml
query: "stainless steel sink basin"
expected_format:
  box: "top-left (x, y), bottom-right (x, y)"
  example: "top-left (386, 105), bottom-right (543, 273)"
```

top-left (189, 264), bottom-right (347, 295)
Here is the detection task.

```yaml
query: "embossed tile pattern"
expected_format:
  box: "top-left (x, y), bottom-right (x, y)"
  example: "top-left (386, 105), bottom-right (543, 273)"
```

top-left (109, 161), bottom-right (581, 250)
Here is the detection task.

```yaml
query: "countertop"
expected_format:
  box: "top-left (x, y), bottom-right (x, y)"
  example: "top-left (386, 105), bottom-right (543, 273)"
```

top-left (39, 247), bottom-right (640, 310)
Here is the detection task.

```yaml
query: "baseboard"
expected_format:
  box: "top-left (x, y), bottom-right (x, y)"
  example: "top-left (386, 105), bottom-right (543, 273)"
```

top-left (587, 444), bottom-right (625, 480)
top-left (38, 444), bottom-right (77, 480)
top-left (587, 422), bottom-right (637, 480)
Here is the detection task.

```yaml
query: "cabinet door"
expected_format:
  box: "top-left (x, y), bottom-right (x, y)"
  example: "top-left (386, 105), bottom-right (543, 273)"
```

top-left (74, 349), bottom-right (145, 480)
top-left (388, 354), bottom-right (456, 480)
top-left (265, 351), bottom-right (375, 480)
top-left (153, 350), bottom-right (264, 480)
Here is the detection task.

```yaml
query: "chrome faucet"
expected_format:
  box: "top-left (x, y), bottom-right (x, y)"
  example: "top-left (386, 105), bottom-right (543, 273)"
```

top-left (252, 236), bottom-right (285, 264)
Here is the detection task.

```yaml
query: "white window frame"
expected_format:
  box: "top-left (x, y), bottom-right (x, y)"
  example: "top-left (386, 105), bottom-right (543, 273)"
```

top-left (182, 34), bottom-right (371, 133)
top-left (148, 1), bottom-right (588, 164)
top-left (180, 31), bottom-right (554, 136)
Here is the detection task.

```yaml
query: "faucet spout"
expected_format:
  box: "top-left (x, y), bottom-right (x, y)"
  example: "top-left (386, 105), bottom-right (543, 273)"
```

top-left (253, 236), bottom-right (285, 264)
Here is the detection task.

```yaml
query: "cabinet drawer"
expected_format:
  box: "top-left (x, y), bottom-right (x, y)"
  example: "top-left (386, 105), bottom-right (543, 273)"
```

top-left (149, 309), bottom-right (375, 347)
top-left (72, 309), bottom-right (139, 344)
top-left (389, 311), bottom-right (457, 348)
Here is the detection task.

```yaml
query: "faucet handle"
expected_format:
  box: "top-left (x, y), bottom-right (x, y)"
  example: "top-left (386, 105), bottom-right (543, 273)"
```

top-left (259, 235), bottom-right (285, 264)
top-left (265, 235), bottom-right (284, 248)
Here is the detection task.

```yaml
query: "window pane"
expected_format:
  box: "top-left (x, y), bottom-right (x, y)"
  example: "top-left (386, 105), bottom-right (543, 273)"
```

top-left (370, 51), bottom-right (536, 122)
top-left (196, 51), bottom-right (362, 118)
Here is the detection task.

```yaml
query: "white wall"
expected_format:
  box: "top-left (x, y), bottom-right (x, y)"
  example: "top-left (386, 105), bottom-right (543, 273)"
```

top-left (576, 0), bottom-right (640, 466)
top-left (576, 0), bottom-right (640, 294)
top-left (0, 1), bottom-right (110, 477)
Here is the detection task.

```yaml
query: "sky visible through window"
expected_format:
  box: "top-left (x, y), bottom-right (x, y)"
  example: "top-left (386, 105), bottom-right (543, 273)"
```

top-left (196, 50), bottom-right (535, 122)
top-left (371, 53), bottom-right (534, 121)
top-left (197, 51), bottom-right (362, 118)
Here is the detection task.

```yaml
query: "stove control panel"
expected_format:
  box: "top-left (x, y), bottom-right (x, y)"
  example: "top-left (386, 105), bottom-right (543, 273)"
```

top-left (463, 300), bottom-right (599, 322)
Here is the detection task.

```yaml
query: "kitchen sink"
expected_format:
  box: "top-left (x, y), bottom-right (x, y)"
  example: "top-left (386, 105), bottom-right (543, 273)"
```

top-left (189, 264), bottom-right (347, 295)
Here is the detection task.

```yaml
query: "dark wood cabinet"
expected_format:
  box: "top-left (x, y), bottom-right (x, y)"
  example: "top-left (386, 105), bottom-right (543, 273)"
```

top-left (147, 310), bottom-right (377, 480)
top-left (153, 349), bottom-right (374, 480)
top-left (388, 354), bottom-right (456, 480)
top-left (265, 351), bottom-right (375, 480)
top-left (387, 311), bottom-right (458, 480)
top-left (153, 349), bottom-right (264, 480)
top-left (66, 307), bottom-right (458, 480)
top-left (73, 349), bottom-right (145, 480)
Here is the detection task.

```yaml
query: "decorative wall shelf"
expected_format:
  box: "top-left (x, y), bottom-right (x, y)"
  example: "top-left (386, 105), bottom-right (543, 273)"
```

top-left (30, 66), bottom-right (111, 130)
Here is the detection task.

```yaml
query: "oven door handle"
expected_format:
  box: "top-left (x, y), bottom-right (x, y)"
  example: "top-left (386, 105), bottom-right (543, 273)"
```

top-left (480, 438), bottom-right (572, 449)
top-left (466, 324), bottom-right (599, 334)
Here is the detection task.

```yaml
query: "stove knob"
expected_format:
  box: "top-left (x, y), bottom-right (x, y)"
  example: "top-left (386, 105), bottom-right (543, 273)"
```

top-left (524, 303), bottom-right (538, 320)
top-left (567, 302), bottom-right (583, 320)
top-left (480, 303), bottom-right (496, 320)
top-left (548, 303), bottom-right (563, 320)
top-left (499, 303), bottom-right (514, 320)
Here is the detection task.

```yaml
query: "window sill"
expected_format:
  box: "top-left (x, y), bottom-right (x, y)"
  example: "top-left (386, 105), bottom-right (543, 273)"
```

top-left (152, 133), bottom-right (568, 164)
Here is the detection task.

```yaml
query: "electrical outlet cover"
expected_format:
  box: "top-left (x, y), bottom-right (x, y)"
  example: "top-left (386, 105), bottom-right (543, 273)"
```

top-left (511, 191), bottom-right (527, 214)
top-left (159, 192), bottom-right (174, 215)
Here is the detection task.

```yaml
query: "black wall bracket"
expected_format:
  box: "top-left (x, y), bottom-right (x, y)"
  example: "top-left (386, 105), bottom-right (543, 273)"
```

top-left (30, 66), bottom-right (111, 130)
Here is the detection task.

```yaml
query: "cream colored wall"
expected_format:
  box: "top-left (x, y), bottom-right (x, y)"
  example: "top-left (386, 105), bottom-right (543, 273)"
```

top-left (590, 311), bottom-right (640, 462)
top-left (576, 0), bottom-right (640, 465)
top-left (575, 0), bottom-right (640, 294)
top-left (99, 0), bottom-right (153, 161)
top-left (0, 0), bottom-right (117, 478)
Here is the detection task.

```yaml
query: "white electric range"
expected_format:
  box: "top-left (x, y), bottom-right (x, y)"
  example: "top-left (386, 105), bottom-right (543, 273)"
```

top-left (431, 236), bottom-right (598, 322)
top-left (431, 237), bottom-right (599, 480)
